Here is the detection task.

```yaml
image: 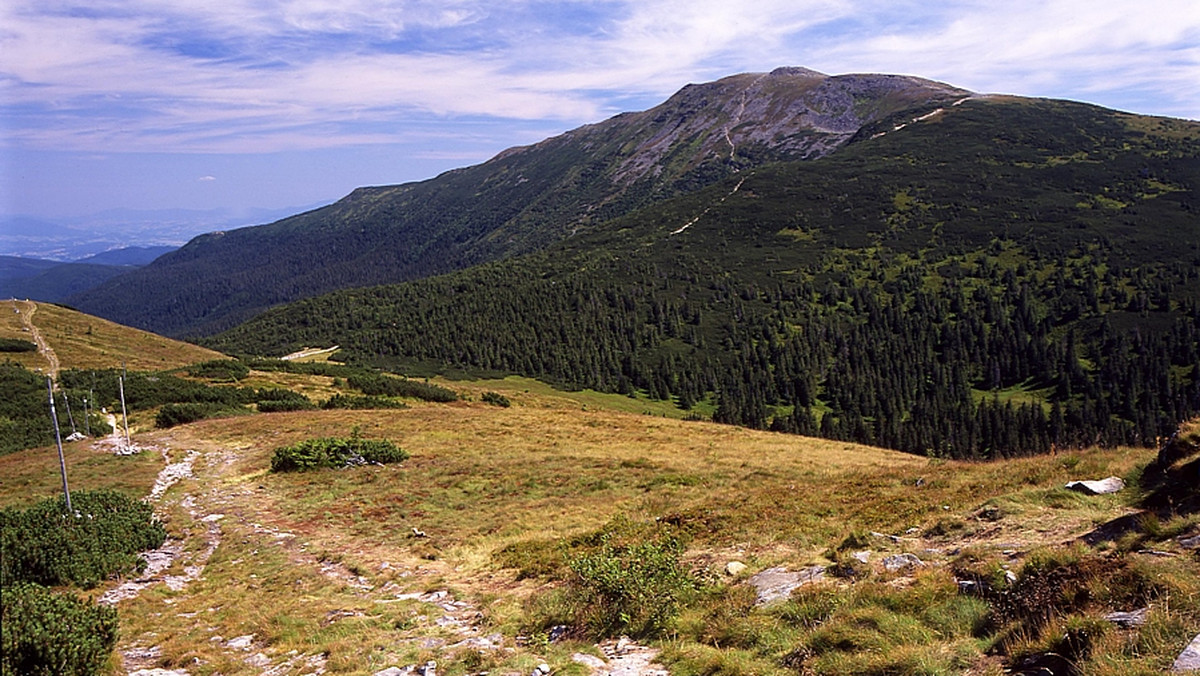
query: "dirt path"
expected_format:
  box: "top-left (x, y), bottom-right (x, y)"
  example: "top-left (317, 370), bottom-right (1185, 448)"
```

top-left (16, 300), bottom-right (59, 379)
top-left (105, 434), bottom-right (673, 676)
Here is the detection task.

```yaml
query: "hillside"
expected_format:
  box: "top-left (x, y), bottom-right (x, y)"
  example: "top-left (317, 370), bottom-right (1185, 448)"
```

top-left (0, 299), bottom-right (224, 374)
top-left (4, 370), bottom-right (1199, 674)
top-left (210, 97), bottom-right (1200, 459)
top-left (69, 68), bottom-right (967, 337)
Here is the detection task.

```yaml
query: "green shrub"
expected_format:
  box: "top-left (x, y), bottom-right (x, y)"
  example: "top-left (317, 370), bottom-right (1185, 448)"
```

top-left (0, 338), bottom-right (38, 352)
top-left (254, 388), bottom-right (315, 412)
top-left (270, 435), bottom-right (409, 473)
top-left (481, 391), bottom-right (511, 407)
top-left (0, 490), bottom-right (167, 588)
top-left (565, 528), bottom-right (694, 638)
top-left (1, 582), bottom-right (119, 676)
top-left (347, 373), bottom-right (457, 402)
top-left (155, 402), bottom-right (249, 428)
top-left (186, 359), bottom-right (250, 381)
top-left (321, 394), bottom-right (409, 410)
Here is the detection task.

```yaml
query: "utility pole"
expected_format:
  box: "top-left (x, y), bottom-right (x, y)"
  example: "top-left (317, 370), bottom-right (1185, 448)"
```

top-left (62, 391), bottom-right (77, 435)
top-left (118, 374), bottom-right (131, 449)
top-left (47, 377), bottom-right (72, 513)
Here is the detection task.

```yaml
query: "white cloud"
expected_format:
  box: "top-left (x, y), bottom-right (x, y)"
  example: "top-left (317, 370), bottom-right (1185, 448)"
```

top-left (1, 0), bottom-right (1198, 156)
top-left (197, 175), bottom-right (216, 181)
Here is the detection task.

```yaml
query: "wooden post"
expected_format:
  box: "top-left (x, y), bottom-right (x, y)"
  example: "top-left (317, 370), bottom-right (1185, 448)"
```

top-left (47, 377), bottom-right (72, 513)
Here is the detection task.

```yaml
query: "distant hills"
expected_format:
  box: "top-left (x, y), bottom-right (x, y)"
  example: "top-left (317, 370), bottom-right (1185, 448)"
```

top-left (69, 68), bottom-right (969, 337)
top-left (0, 247), bottom-right (176, 303)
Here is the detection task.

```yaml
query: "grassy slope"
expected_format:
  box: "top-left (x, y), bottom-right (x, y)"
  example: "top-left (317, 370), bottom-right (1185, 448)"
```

top-left (0, 299), bottom-right (225, 372)
top-left (4, 364), bottom-right (1194, 674)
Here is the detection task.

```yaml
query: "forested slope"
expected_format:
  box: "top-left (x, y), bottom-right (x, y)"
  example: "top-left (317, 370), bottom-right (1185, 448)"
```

top-left (210, 98), bottom-right (1200, 458)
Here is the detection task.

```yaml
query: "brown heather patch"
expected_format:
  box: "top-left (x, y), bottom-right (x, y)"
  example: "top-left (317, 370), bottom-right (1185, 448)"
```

top-left (0, 437), bottom-right (162, 509)
top-left (5, 383), bottom-right (1172, 674)
top-left (1, 299), bottom-right (224, 372)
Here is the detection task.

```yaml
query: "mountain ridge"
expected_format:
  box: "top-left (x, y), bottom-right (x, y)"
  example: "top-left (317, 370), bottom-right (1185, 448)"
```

top-left (68, 67), bottom-right (970, 337)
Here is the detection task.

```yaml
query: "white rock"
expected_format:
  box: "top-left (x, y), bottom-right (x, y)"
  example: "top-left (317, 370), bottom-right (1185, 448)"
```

top-left (852, 550), bottom-right (872, 564)
top-left (1174, 633), bottom-right (1200, 671)
top-left (572, 653), bottom-right (608, 669)
top-left (724, 561), bottom-right (747, 576)
top-left (882, 553), bottom-right (923, 573)
top-left (226, 634), bottom-right (255, 650)
top-left (1065, 477), bottom-right (1125, 495)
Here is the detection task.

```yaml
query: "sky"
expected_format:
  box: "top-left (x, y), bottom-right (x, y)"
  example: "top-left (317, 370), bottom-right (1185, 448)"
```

top-left (2, 0), bottom-right (1199, 224)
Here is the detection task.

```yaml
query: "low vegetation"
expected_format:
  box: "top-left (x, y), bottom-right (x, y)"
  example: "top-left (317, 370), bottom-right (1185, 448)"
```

top-left (1, 581), bottom-right (119, 676)
top-left (0, 489), bottom-right (167, 588)
top-left (269, 433), bottom-right (410, 472)
top-left (1, 490), bottom-right (165, 676)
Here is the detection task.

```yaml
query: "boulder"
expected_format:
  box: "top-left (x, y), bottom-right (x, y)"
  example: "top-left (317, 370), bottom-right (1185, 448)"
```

top-left (1175, 633), bottom-right (1200, 671)
top-left (1065, 477), bottom-right (1125, 495)
top-left (724, 561), bottom-right (747, 576)
top-left (746, 566), bottom-right (825, 606)
top-left (1104, 607), bottom-right (1149, 628)
top-left (882, 553), bottom-right (923, 573)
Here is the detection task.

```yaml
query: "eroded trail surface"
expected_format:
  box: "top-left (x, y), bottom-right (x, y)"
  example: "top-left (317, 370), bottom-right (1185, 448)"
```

top-left (16, 300), bottom-right (59, 378)
top-left (106, 433), bottom-right (668, 676)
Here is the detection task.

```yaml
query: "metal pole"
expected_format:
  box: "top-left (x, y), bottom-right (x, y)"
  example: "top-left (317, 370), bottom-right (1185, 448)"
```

top-left (62, 391), bottom-right (77, 435)
top-left (83, 395), bottom-right (90, 436)
top-left (47, 377), bottom-right (72, 513)
top-left (119, 374), bottom-right (131, 449)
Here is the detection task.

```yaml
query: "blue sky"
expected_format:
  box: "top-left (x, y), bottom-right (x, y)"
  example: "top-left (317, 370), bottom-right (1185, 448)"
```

top-left (3, 0), bottom-right (1199, 223)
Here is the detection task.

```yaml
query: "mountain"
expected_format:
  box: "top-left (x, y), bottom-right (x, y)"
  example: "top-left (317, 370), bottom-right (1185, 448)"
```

top-left (77, 246), bottom-right (177, 266)
top-left (209, 93), bottom-right (1200, 460)
top-left (69, 68), bottom-right (969, 337)
top-left (0, 247), bottom-right (176, 303)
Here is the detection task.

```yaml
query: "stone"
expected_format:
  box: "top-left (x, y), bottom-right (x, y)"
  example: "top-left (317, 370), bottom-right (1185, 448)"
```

top-left (572, 653), bottom-right (608, 669)
top-left (373, 668), bottom-right (411, 676)
top-left (1171, 633), bottom-right (1200, 672)
top-left (226, 634), bottom-right (254, 650)
top-left (533, 662), bottom-right (552, 675)
top-left (1178, 533), bottom-right (1200, 549)
top-left (882, 553), bottom-right (923, 573)
top-left (852, 550), bottom-right (871, 564)
top-left (1104, 607), bottom-right (1149, 628)
top-left (418, 660), bottom-right (437, 676)
top-left (1174, 633), bottom-right (1200, 671)
top-left (724, 561), bottom-right (747, 576)
top-left (1064, 476), bottom-right (1125, 495)
top-left (746, 566), bottom-right (826, 606)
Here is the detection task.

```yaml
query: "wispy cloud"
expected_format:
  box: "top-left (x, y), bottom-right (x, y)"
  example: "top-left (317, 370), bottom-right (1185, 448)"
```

top-left (1, 0), bottom-right (1198, 156)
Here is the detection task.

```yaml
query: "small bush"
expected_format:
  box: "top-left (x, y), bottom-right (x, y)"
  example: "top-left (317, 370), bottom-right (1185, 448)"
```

top-left (155, 402), bottom-right (249, 428)
top-left (347, 373), bottom-right (457, 402)
top-left (0, 338), bottom-right (38, 352)
top-left (565, 527), bottom-right (694, 638)
top-left (254, 388), bottom-right (316, 412)
top-left (0, 490), bottom-right (167, 588)
top-left (186, 359), bottom-right (250, 382)
top-left (270, 435), bottom-right (409, 473)
top-left (321, 394), bottom-right (409, 410)
top-left (481, 391), bottom-right (511, 407)
top-left (1, 582), bottom-right (119, 676)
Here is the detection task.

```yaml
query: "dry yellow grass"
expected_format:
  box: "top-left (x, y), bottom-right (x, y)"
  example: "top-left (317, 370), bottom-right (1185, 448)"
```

top-left (0, 378), bottom-right (1168, 675)
top-left (0, 299), bottom-right (224, 372)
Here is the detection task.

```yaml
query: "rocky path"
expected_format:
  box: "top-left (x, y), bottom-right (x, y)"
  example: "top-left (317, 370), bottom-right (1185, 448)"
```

top-left (16, 300), bottom-right (59, 379)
